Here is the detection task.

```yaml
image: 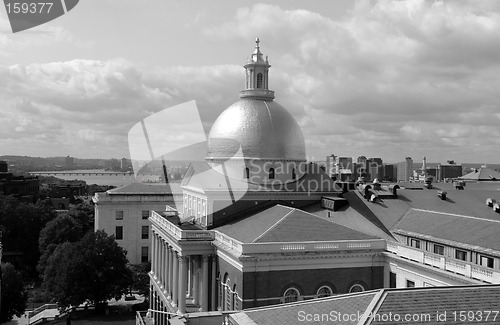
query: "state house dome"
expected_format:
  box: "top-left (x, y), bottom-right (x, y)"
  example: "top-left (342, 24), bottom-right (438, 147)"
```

top-left (206, 38), bottom-right (306, 162)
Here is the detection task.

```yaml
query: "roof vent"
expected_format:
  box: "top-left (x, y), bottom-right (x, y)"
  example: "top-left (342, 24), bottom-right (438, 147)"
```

top-left (486, 198), bottom-right (496, 207)
top-left (389, 184), bottom-right (400, 198)
top-left (454, 181), bottom-right (465, 190)
top-left (493, 203), bottom-right (500, 213)
top-left (438, 191), bottom-right (447, 200)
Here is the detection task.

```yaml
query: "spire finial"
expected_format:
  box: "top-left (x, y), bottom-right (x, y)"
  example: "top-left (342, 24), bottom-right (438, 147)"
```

top-left (256, 37), bottom-right (260, 49)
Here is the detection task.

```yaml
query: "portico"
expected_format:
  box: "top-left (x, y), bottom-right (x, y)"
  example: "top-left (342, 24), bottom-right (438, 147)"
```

top-left (148, 208), bottom-right (216, 322)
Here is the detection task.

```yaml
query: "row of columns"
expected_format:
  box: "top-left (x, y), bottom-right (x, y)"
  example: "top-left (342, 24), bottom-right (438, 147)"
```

top-left (151, 231), bottom-right (216, 314)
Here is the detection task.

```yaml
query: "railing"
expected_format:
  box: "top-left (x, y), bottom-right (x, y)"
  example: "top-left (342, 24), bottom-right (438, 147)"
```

top-left (136, 311), bottom-right (151, 325)
top-left (28, 304), bottom-right (58, 318)
top-left (150, 211), bottom-right (214, 241)
top-left (213, 231), bottom-right (386, 255)
top-left (94, 192), bottom-right (182, 202)
top-left (215, 232), bottom-right (243, 253)
top-left (389, 243), bottom-right (500, 283)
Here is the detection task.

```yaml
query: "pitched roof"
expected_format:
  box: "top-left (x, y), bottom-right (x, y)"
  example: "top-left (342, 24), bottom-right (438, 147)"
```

top-left (393, 208), bottom-right (500, 255)
top-left (107, 182), bottom-right (181, 195)
top-left (460, 167), bottom-right (500, 181)
top-left (228, 285), bottom-right (500, 325)
top-left (215, 204), bottom-right (377, 243)
top-left (302, 203), bottom-right (395, 241)
top-left (371, 286), bottom-right (500, 324)
top-left (239, 291), bottom-right (377, 325)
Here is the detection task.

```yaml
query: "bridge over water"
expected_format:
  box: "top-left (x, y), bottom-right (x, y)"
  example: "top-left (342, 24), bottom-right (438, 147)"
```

top-left (29, 171), bottom-right (133, 176)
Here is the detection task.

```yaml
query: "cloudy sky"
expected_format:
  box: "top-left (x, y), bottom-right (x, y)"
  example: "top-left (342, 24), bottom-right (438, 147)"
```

top-left (1, 0), bottom-right (500, 163)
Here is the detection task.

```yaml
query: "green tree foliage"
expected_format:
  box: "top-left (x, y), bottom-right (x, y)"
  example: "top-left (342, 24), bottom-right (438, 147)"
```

top-left (129, 262), bottom-right (151, 299)
top-left (0, 196), bottom-right (57, 278)
top-left (68, 202), bottom-right (95, 234)
top-left (37, 214), bottom-right (84, 275)
top-left (1, 262), bottom-right (28, 322)
top-left (42, 230), bottom-right (132, 310)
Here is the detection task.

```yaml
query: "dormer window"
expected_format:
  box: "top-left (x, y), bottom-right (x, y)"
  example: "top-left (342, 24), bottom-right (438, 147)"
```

top-left (257, 73), bottom-right (263, 88)
top-left (269, 168), bottom-right (275, 179)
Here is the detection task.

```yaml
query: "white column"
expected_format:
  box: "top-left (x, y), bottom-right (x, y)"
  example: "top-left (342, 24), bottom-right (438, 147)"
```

top-left (201, 255), bottom-right (209, 312)
top-left (172, 251), bottom-right (179, 307)
top-left (165, 244), bottom-right (170, 293)
top-left (159, 239), bottom-right (164, 287)
top-left (152, 232), bottom-right (157, 278)
top-left (168, 247), bottom-right (173, 298)
top-left (211, 255), bottom-right (217, 311)
top-left (187, 256), bottom-right (192, 298)
top-left (161, 240), bottom-right (166, 289)
top-left (193, 256), bottom-right (200, 305)
top-left (178, 255), bottom-right (188, 314)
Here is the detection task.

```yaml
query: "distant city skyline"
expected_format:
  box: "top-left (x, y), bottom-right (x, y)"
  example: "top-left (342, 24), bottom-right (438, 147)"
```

top-left (1, 1), bottom-right (500, 162)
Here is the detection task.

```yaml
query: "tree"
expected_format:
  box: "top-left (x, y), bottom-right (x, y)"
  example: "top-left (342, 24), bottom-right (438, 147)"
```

top-left (0, 196), bottom-right (57, 278)
top-left (1, 262), bottom-right (28, 322)
top-left (42, 230), bottom-right (132, 310)
top-left (37, 214), bottom-right (84, 275)
top-left (68, 202), bottom-right (95, 234)
top-left (129, 262), bottom-right (151, 299)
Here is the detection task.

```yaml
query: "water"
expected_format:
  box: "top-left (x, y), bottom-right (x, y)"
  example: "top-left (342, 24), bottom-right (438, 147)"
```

top-left (37, 169), bottom-right (161, 187)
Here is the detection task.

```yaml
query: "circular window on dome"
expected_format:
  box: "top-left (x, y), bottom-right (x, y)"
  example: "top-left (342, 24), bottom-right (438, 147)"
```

top-left (316, 285), bottom-right (333, 298)
top-left (283, 287), bottom-right (300, 303)
top-left (349, 284), bottom-right (365, 293)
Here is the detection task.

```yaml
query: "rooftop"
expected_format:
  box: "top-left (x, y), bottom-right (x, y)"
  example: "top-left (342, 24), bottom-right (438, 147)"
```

top-left (216, 204), bottom-right (377, 243)
top-left (228, 284), bottom-right (500, 325)
top-left (107, 182), bottom-right (181, 195)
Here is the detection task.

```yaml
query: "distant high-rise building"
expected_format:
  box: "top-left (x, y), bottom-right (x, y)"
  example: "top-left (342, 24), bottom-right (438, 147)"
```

top-left (325, 154), bottom-right (336, 178)
top-left (382, 164), bottom-right (396, 182)
top-left (65, 156), bottom-right (74, 169)
top-left (437, 161), bottom-right (462, 181)
top-left (397, 157), bottom-right (413, 182)
top-left (121, 158), bottom-right (128, 171)
top-left (367, 158), bottom-right (383, 181)
top-left (336, 156), bottom-right (353, 181)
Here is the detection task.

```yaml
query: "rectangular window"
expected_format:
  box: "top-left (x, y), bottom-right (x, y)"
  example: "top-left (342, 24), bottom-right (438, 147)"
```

top-left (141, 246), bottom-right (149, 263)
top-left (455, 249), bottom-right (467, 261)
top-left (480, 255), bottom-right (494, 268)
top-left (406, 280), bottom-right (415, 288)
top-left (141, 226), bottom-right (149, 239)
top-left (433, 244), bottom-right (444, 255)
top-left (389, 272), bottom-right (396, 288)
top-left (115, 226), bottom-right (123, 240)
top-left (142, 210), bottom-right (149, 219)
top-left (410, 238), bottom-right (421, 249)
top-left (115, 210), bottom-right (124, 220)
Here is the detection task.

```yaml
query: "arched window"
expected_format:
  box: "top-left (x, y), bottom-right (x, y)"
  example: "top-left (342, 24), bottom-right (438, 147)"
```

top-left (225, 278), bottom-right (232, 311)
top-left (269, 168), bottom-right (275, 179)
top-left (233, 284), bottom-right (238, 310)
top-left (256, 73), bottom-right (263, 88)
top-left (292, 168), bottom-right (296, 180)
top-left (349, 284), bottom-right (365, 293)
top-left (317, 285), bottom-right (333, 298)
top-left (283, 287), bottom-right (300, 303)
top-left (244, 167), bottom-right (250, 179)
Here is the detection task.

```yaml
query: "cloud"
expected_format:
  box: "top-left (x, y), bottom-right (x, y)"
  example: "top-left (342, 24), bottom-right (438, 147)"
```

top-left (0, 58), bottom-right (243, 158)
top-left (2, 1), bottom-right (500, 163)
top-left (203, 1), bottom-right (500, 162)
